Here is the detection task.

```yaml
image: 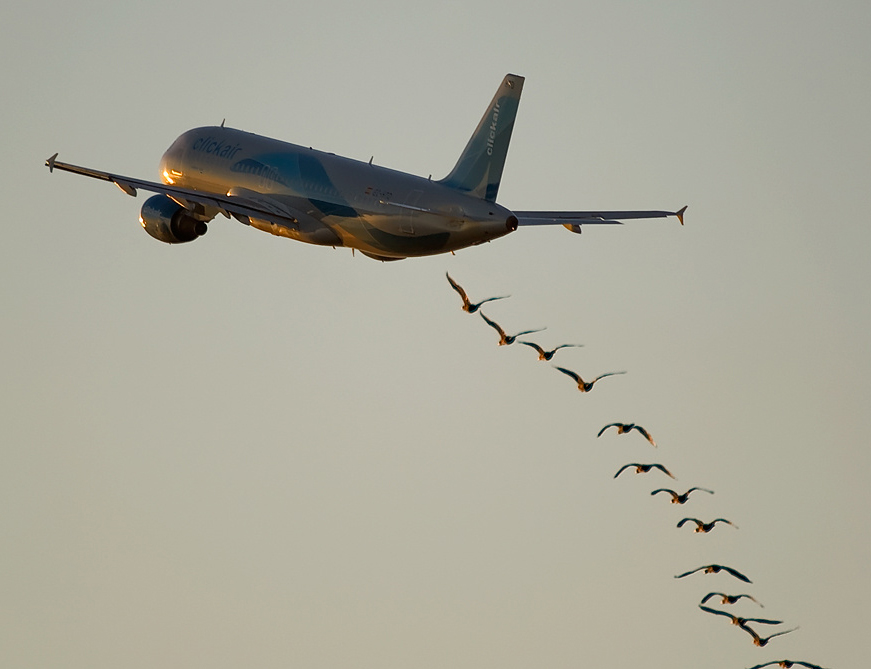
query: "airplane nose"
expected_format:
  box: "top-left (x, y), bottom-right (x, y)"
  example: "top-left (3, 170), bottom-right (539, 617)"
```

top-left (159, 131), bottom-right (195, 183)
top-left (159, 142), bottom-right (186, 184)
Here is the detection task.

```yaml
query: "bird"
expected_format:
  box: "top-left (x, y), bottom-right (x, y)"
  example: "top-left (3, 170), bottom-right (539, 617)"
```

top-left (597, 422), bottom-right (657, 446)
top-left (700, 592), bottom-right (763, 607)
top-left (747, 661), bottom-right (828, 669)
top-left (446, 273), bottom-right (509, 313)
top-left (674, 564), bottom-right (752, 583)
top-left (698, 605), bottom-right (781, 626)
top-left (614, 463), bottom-right (676, 479)
top-left (738, 622), bottom-right (799, 647)
top-left (554, 366), bottom-right (626, 392)
top-left (677, 517), bottom-right (738, 533)
top-left (479, 312), bottom-right (544, 346)
top-left (651, 487), bottom-right (714, 504)
top-left (518, 340), bottom-right (582, 361)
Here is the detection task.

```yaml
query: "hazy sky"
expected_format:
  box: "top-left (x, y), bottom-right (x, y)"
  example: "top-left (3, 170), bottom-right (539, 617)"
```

top-left (3, 2), bottom-right (870, 668)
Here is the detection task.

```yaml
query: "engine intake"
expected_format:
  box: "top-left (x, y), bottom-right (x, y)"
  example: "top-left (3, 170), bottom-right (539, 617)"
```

top-left (139, 194), bottom-right (207, 244)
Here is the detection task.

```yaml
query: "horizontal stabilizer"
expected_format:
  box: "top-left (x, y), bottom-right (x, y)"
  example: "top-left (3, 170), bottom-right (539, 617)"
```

top-left (514, 207), bottom-right (686, 227)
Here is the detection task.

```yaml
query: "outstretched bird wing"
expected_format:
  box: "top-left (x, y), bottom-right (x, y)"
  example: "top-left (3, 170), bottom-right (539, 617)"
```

top-left (699, 604), bottom-right (734, 620)
top-left (678, 517), bottom-right (702, 529)
top-left (745, 616), bottom-right (784, 625)
top-left (613, 464), bottom-right (636, 479)
top-left (479, 312), bottom-right (506, 337)
top-left (519, 341), bottom-right (545, 355)
top-left (554, 366), bottom-right (582, 384)
top-left (764, 627), bottom-right (799, 640)
top-left (652, 463), bottom-right (676, 479)
top-left (700, 592), bottom-right (725, 605)
top-left (720, 565), bottom-right (753, 583)
top-left (513, 327), bottom-right (546, 338)
top-left (445, 272), bottom-right (470, 306)
top-left (632, 424), bottom-right (657, 446)
top-left (473, 295), bottom-right (510, 308)
top-left (674, 566), bottom-right (706, 579)
top-left (592, 371), bottom-right (627, 383)
top-left (598, 423), bottom-right (622, 437)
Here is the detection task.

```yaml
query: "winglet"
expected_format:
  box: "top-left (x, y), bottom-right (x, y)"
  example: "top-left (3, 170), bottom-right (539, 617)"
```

top-left (676, 205), bottom-right (687, 225)
top-left (46, 153), bottom-right (58, 173)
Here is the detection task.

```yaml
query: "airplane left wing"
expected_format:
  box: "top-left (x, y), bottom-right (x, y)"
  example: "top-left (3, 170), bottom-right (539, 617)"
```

top-left (514, 206), bottom-right (686, 229)
top-left (44, 153), bottom-right (312, 229)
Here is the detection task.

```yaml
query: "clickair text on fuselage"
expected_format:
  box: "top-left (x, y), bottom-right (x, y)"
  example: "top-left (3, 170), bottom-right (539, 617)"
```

top-left (192, 137), bottom-right (243, 160)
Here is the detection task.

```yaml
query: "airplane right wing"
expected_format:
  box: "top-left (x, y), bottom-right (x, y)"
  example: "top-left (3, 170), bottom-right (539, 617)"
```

top-left (514, 206), bottom-right (686, 231)
top-left (44, 153), bottom-right (317, 230)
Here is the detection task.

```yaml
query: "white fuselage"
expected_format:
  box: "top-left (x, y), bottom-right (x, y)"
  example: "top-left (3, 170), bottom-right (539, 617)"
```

top-left (159, 127), bottom-right (517, 259)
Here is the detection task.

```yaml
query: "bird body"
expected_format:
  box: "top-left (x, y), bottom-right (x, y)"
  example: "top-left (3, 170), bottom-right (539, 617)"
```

top-left (651, 487), bottom-right (714, 504)
top-left (554, 366), bottom-right (626, 392)
top-left (698, 605), bottom-right (781, 626)
top-left (518, 340), bottom-right (582, 361)
top-left (480, 312), bottom-right (544, 346)
top-left (738, 622), bottom-right (799, 647)
top-left (598, 422), bottom-right (657, 446)
top-left (446, 273), bottom-right (509, 313)
top-left (674, 564), bottom-right (752, 583)
top-left (677, 517), bottom-right (738, 533)
top-left (700, 592), bottom-right (762, 607)
top-left (747, 661), bottom-right (827, 669)
top-left (614, 463), bottom-right (676, 479)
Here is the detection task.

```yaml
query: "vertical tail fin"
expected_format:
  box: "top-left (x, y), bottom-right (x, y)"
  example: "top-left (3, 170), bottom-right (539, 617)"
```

top-left (438, 74), bottom-right (524, 202)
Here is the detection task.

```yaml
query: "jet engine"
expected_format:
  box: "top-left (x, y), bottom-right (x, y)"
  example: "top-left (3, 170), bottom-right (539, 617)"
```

top-left (139, 194), bottom-right (208, 244)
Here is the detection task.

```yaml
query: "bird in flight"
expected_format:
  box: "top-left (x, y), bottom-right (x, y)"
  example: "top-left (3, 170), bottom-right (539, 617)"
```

top-left (597, 422), bottom-right (657, 446)
top-left (747, 661), bottom-right (828, 669)
top-left (677, 517), bottom-right (738, 533)
top-left (614, 463), bottom-right (676, 479)
top-left (651, 487), bottom-right (714, 504)
top-left (700, 591), bottom-right (762, 607)
top-left (698, 605), bottom-right (781, 626)
top-left (738, 622), bottom-right (799, 647)
top-left (674, 564), bottom-right (752, 583)
top-left (479, 312), bottom-right (544, 346)
top-left (554, 366), bottom-right (626, 392)
top-left (446, 273), bottom-right (509, 313)
top-left (518, 340), bottom-right (582, 361)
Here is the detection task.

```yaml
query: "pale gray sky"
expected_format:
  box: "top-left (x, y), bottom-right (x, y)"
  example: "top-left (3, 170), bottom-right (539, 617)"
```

top-left (3, 2), bottom-right (870, 668)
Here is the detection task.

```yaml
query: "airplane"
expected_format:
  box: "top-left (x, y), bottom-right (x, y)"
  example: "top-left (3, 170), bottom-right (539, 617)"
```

top-left (45, 74), bottom-right (685, 261)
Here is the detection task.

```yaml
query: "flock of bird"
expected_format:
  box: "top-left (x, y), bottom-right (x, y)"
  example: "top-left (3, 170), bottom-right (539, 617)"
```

top-left (446, 272), bottom-right (830, 669)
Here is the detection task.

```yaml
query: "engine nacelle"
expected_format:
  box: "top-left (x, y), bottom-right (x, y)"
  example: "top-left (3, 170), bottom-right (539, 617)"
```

top-left (139, 194), bottom-right (208, 244)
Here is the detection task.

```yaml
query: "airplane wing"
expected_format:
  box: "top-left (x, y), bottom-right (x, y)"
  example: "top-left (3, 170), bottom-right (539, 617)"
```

top-left (44, 153), bottom-right (315, 229)
top-left (514, 206), bottom-right (686, 228)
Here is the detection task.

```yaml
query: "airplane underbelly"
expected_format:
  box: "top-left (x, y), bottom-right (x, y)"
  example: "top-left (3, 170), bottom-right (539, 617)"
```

top-left (333, 213), bottom-right (510, 258)
top-left (333, 213), bottom-right (451, 257)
